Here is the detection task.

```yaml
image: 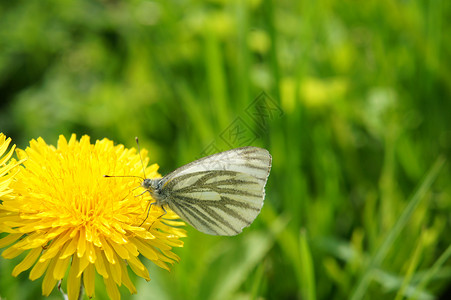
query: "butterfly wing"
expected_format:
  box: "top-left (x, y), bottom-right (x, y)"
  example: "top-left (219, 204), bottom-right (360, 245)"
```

top-left (160, 147), bottom-right (271, 236)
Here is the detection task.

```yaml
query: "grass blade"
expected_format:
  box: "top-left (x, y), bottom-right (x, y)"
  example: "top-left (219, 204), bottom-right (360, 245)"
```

top-left (350, 156), bottom-right (446, 300)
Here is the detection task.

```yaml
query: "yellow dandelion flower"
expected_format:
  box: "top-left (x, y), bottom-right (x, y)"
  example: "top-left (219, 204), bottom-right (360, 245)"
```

top-left (0, 134), bottom-right (186, 300)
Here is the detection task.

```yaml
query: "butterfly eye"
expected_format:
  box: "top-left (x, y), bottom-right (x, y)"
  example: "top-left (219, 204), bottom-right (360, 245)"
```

top-left (142, 179), bottom-right (152, 189)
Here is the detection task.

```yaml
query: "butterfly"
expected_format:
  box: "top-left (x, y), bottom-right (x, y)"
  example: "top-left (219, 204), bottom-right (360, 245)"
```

top-left (107, 144), bottom-right (271, 236)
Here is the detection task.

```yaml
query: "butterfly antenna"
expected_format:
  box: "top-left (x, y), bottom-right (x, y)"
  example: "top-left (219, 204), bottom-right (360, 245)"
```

top-left (134, 137), bottom-right (161, 228)
top-left (135, 137), bottom-right (147, 179)
top-left (103, 174), bottom-right (144, 179)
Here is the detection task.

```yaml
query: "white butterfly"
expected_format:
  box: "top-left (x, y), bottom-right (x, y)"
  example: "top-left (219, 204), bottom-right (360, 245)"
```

top-left (141, 146), bottom-right (272, 236)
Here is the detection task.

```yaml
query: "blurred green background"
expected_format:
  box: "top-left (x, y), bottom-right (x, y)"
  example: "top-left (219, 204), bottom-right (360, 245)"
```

top-left (1, 0), bottom-right (451, 299)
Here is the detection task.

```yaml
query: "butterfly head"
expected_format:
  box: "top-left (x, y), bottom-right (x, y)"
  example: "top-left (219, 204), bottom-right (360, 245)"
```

top-left (141, 178), bottom-right (166, 205)
top-left (141, 178), bottom-right (160, 191)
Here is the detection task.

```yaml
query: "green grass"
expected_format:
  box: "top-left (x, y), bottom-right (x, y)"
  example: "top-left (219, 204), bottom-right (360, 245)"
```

top-left (1, 0), bottom-right (451, 299)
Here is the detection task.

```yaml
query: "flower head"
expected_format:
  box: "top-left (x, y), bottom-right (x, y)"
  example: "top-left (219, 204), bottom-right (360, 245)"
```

top-left (0, 134), bottom-right (185, 300)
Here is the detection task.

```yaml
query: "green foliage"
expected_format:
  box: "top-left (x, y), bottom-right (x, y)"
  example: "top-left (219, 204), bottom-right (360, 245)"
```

top-left (1, 0), bottom-right (450, 299)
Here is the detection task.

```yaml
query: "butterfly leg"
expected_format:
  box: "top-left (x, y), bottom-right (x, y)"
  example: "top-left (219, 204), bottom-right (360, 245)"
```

top-left (145, 205), bottom-right (167, 231)
top-left (139, 200), bottom-right (155, 227)
top-left (135, 189), bottom-right (149, 197)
